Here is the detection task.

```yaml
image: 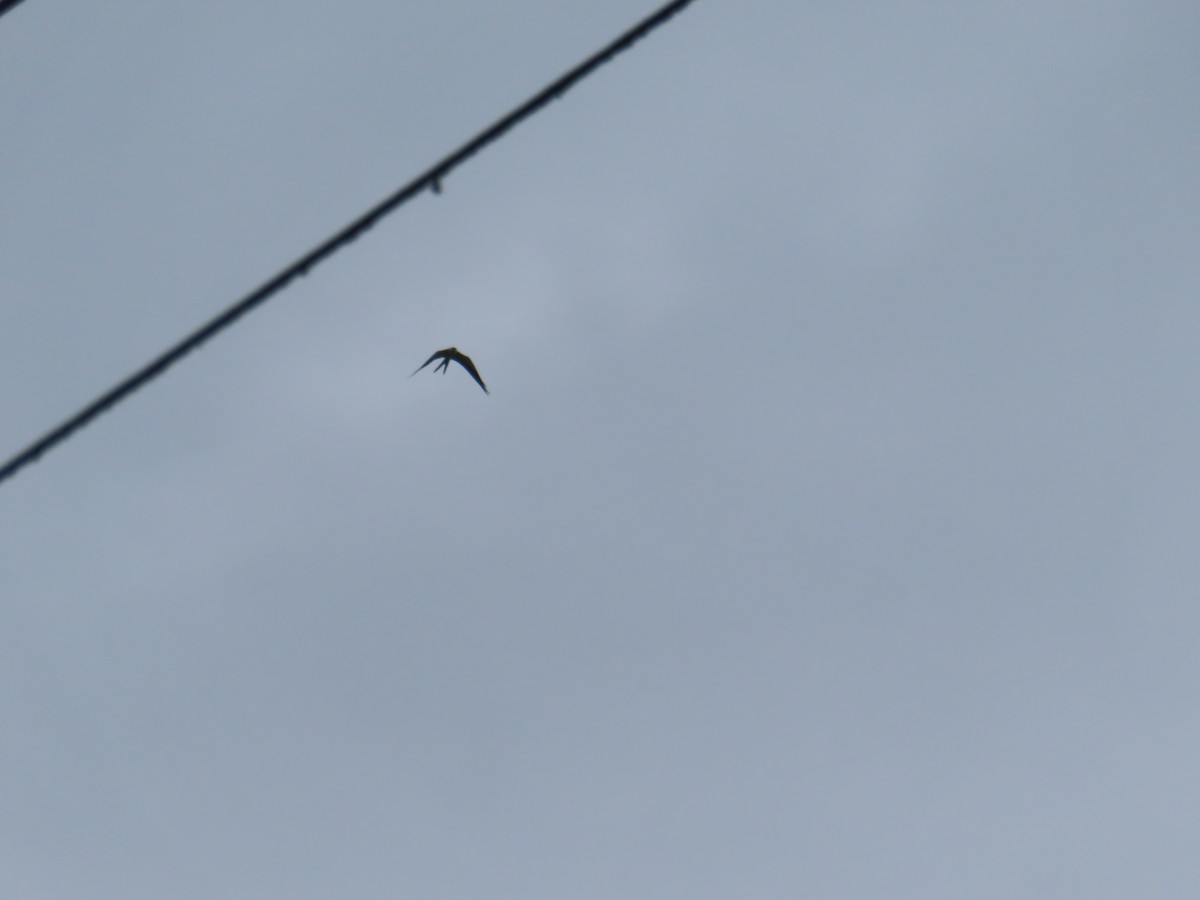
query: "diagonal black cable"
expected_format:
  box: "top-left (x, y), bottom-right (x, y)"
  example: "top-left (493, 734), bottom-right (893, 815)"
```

top-left (0, 0), bottom-right (698, 489)
top-left (0, 0), bottom-right (29, 21)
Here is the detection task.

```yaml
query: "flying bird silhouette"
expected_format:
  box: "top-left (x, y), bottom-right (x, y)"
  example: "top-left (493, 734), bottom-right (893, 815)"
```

top-left (411, 347), bottom-right (489, 394)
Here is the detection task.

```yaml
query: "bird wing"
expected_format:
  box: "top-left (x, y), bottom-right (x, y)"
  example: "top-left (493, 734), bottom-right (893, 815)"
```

top-left (410, 350), bottom-right (446, 377)
top-left (452, 353), bottom-right (489, 394)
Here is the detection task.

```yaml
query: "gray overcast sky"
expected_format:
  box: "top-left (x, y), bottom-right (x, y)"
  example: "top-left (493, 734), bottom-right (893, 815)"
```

top-left (3, 1), bottom-right (1200, 896)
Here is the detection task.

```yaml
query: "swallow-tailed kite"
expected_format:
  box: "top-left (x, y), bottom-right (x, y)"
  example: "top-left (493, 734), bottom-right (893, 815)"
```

top-left (411, 347), bottom-right (489, 394)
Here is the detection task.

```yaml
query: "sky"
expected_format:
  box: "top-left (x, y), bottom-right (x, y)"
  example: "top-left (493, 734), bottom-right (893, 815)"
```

top-left (3, 0), bottom-right (1200, 896)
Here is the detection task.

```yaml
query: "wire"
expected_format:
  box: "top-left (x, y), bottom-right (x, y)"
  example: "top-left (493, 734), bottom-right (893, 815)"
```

top-left (0, 0), bottom-right (698, 489)
top-left (0, 0), bottom-right (30, 21)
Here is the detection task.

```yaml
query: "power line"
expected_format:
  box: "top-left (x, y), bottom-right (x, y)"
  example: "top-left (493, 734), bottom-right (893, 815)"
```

top-left (0, 0), bottom-right (698, 489)
top-left (0, 0), bottom-right (30, 21)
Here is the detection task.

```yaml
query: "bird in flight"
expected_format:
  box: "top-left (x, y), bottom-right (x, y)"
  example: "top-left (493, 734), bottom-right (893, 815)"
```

top-left (411, 347), bottom-right (489, 394)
